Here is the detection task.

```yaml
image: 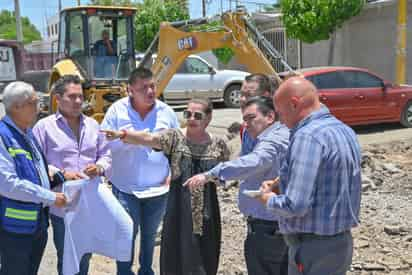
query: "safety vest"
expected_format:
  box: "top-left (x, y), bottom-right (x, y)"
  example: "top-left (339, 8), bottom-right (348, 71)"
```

top-left (0, 119), bottom-right (45, 234)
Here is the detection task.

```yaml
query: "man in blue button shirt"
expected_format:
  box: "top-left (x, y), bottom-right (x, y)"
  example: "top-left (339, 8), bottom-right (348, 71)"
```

top-left (185, 96), bottom-right (289, 275)
top-left (239, 73), bottom-right (276, 155)
top-left (101, 68), bottom-right (179, 275)
top-left (93, 30), bottom-right (116, 56)
top-left (93, 30), bottom-right (117, 78)
top-left (260, 77), bottom-right (362, 275)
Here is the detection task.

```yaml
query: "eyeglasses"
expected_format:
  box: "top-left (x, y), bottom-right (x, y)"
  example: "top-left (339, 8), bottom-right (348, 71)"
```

top-left (183, 110), bottom-right (206, 120)
top-left (18, 98), bottom-right (40, 109)
top-left (242, 114), bottom-right (257, 123)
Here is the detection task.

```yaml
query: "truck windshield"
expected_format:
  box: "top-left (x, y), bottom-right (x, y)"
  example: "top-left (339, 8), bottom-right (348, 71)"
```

top-left (0, 46), bottom-right (17, 82)
top-left (88, 15), bottom-right (133, 80)
top-left (65, 12), bottom-right (134, 81)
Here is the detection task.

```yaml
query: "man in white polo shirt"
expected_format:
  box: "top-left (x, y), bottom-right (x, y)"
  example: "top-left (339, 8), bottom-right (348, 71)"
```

top-left (101, 67), bottom-right (179, 275)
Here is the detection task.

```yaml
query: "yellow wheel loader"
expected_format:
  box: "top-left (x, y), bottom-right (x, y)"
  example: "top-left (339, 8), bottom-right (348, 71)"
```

top-left (45, 6), bottom-right (293, 122)
top-left (46, 6), bottom-right (137, 122)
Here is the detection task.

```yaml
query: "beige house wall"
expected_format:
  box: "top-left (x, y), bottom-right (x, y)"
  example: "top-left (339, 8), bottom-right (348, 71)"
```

top-left (302, 1), bottom-right (412, 83)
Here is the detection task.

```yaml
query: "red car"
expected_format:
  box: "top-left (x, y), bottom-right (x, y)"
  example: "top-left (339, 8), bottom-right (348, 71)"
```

top-left (280, 66), bottom-right (412, 127)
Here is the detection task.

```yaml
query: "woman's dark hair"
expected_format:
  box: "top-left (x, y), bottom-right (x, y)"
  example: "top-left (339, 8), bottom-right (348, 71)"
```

top-left (188, 97), bottom-right (213, 115)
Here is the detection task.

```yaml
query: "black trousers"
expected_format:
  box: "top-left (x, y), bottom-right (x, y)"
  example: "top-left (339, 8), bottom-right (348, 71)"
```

top-left (244, 218), bottom-right (288, 275)
top-left (0, 208), bottom-right (49, 275)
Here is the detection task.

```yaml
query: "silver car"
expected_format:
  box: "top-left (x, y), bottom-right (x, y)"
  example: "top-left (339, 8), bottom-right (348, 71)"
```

top-left (137, 54), bottom-right (249, 108)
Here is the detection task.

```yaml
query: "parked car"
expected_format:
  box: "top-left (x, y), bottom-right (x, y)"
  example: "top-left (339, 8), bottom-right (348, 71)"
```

top-left (136, 54), bottom-right (249, 107)
top-left (280, 66), bottom-right (412, 127)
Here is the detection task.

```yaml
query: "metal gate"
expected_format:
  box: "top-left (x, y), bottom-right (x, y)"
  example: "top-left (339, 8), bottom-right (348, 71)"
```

top-left (261, 28), bottom-right (300, 72)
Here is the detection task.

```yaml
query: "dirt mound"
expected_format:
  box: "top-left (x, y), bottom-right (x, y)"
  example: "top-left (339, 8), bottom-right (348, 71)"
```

top-left (38, 138), bottom-right (412, 274)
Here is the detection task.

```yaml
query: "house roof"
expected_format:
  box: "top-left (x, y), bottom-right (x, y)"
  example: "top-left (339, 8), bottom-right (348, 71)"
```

top-left (363, 0), bottom-right (396, 10)
top-left (366, 0), bottom-right (394, 3)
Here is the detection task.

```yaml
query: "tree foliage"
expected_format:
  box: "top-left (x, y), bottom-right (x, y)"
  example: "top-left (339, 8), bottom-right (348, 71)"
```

top-left (0, 10), bottom-right (41, 44)
top-left (134, 0), bottom-right (189, 52)
top-left (281, 0), bottom-right (364, 43)
top-left (190, 21), bottom-right (234, 64)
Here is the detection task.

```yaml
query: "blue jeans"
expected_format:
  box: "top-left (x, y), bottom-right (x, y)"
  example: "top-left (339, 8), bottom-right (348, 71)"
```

top-left (50, 214), bottom-right (92, 275)
top-left (112, 186), bottom-right (168, 275)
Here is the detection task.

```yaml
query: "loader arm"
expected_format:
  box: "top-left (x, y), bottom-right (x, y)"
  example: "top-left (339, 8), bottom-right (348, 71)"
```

top-left (138, 10), bottom-right (294, 98)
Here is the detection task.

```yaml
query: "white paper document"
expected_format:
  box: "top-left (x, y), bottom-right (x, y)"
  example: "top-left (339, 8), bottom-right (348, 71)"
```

top-left (62, 178), bottom-right (133, 275)
top-left (242, 189), bottom-right (262, 198)
top-left (132, 185), bottom-right (169, 199)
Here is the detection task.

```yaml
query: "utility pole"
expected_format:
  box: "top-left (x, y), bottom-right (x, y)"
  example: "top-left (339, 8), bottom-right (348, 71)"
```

top-left (396, 0), bottom-right (407, 84)
top-left (58, 0), bottom-right (62, 12)
top-left (220, 0), bottom-right (223, 14)
top-left (14, 0), bottom-right (23, 42)
top-left (77, 0), bottom-right (81, 6)
top-left (202, 0), bottom-right (206, 17)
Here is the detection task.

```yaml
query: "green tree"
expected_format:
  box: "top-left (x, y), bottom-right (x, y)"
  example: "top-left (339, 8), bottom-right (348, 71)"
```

top-left (0, 10), bottom-right (41, 44)
top-left (281, 0), bottom-right (364, 43)
top-left (281, 0), bottom-right (364, 64)
top-left (190, 21), bottom-right (234, 64)
top-left (134, 0), bottom-right (189, 52)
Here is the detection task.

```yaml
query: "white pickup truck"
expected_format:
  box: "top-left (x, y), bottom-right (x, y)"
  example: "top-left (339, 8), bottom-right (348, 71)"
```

top-left (137, 54), bottom-right (249, 108)
top-left (0, 43), bottom-right (18, 94)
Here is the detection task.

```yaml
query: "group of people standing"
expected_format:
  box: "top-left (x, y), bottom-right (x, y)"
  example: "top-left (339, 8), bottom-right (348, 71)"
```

top-left (0, 66), bottom-right (362, 275)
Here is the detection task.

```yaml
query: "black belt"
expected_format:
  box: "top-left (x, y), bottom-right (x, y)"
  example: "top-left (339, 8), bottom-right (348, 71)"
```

top-left (284, 230), bottom-right (349, 244)
top-left (247, 216), bottom-right (278, 225)
top-left (247, 217), bottom-right (280, 235)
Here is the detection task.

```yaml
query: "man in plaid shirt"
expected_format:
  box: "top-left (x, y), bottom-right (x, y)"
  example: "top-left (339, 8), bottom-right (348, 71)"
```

top-left (259, 77), bottom-right (362, 275)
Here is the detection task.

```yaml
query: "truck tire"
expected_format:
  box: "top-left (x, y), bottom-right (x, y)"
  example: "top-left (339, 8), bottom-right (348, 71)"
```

top-left (400, 100), bottom-right (412, 127)
top-left (223, 84), bottom-right (241, 108)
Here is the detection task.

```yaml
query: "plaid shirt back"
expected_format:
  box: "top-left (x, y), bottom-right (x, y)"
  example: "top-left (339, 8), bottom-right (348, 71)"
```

top-left (268, 106), bottom-right (362, 235)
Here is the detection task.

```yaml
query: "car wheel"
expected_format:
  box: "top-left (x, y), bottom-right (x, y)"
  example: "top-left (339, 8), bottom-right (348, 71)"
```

top-left (401, 101), bottom-right (412, 127)
top-left (223, 84), bottom-right (241, 108)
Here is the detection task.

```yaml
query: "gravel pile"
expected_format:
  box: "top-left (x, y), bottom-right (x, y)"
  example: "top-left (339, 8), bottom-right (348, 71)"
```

top-left (37, 137), bottom-right (412, 274)
top-left (216, 140), bottom-right (412, 275)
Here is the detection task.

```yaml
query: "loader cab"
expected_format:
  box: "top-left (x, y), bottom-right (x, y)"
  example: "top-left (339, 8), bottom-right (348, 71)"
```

top-left (57, 6), bottom-right (136, 81)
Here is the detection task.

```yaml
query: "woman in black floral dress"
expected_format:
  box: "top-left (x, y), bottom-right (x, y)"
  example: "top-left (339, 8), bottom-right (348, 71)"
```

top-left (102, 98), bottom-right (230, 275)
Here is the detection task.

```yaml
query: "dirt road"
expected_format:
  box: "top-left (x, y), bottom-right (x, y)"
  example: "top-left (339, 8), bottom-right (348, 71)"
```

top-left (0, 104), bottom-right (410, 274)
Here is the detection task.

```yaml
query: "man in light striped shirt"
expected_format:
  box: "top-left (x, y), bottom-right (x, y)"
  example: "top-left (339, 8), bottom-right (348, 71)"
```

top-left (259, 77), bottom-right (362, 275)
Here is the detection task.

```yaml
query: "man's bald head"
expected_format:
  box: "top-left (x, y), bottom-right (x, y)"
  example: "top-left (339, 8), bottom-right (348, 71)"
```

top-left (276, 77), bottom-right (318, 104)
top-left (274, 77), bottom-right (321, 128)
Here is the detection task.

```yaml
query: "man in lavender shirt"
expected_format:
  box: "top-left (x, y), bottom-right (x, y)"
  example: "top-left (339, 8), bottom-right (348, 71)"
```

top-left (33, 75), bottom-right (111, 275)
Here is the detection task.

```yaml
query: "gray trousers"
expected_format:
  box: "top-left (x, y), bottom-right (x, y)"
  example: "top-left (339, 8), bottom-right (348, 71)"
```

top-left (283, 231), bottom-right (353, 275)
top-left (244, 218), bottom-right (288, 275)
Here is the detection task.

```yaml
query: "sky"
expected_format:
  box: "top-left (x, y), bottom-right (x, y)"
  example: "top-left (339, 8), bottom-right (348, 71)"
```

top-left (0, 0), bottom-right (278, 38)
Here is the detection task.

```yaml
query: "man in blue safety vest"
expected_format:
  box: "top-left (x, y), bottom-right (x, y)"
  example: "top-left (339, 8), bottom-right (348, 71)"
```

top-left (0, 81), bottom-right (67, 275)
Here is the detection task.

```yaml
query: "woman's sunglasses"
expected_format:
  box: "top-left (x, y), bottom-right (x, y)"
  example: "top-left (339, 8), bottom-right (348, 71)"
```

top-left (183, 110), bottom-right (206, 120)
